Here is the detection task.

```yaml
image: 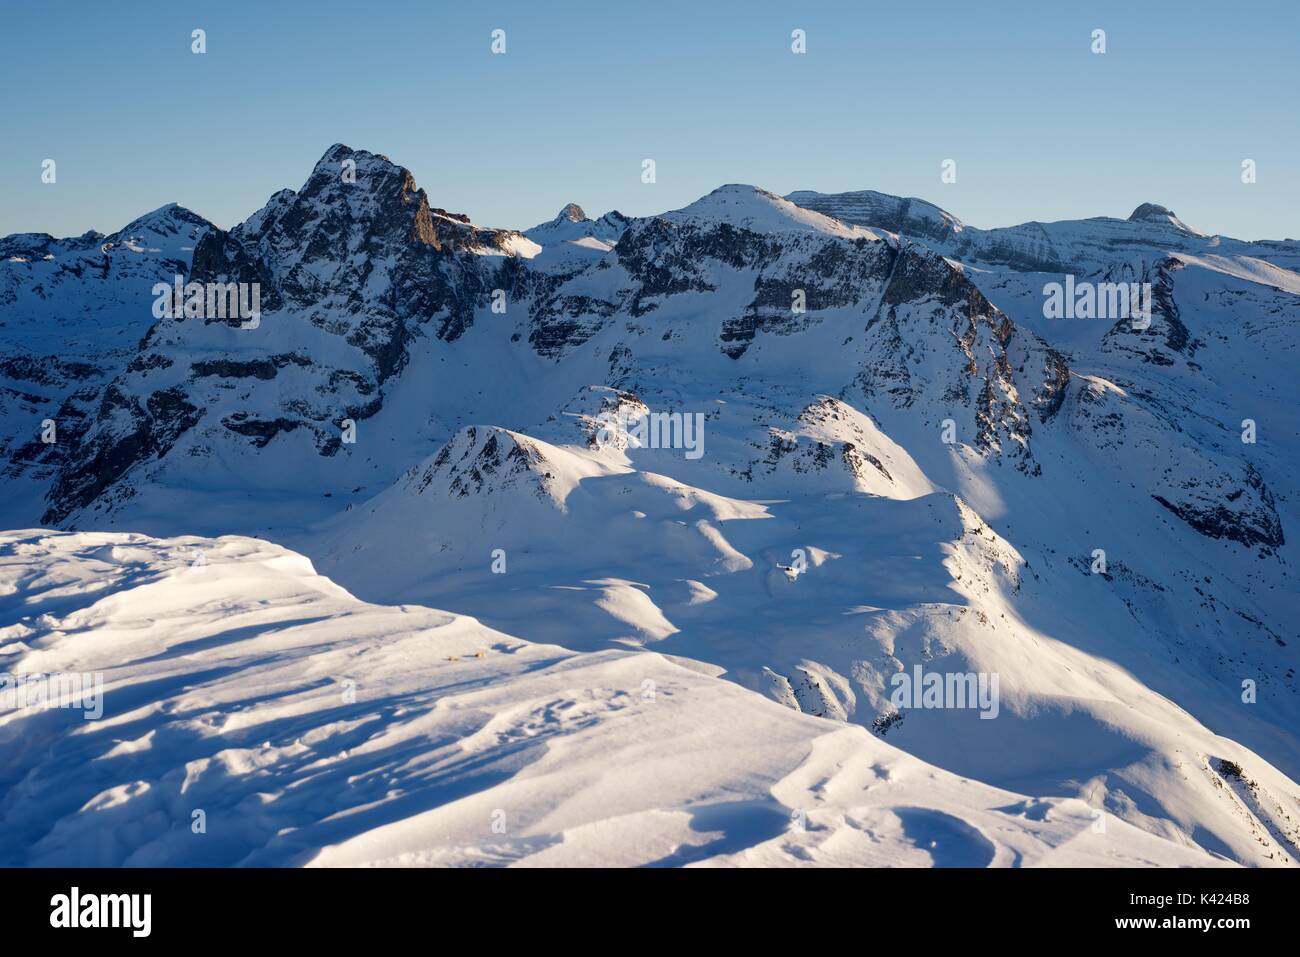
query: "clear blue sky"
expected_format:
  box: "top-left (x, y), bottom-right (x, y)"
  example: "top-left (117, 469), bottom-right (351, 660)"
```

top-left (3, 0), bottom-right (1297, 240)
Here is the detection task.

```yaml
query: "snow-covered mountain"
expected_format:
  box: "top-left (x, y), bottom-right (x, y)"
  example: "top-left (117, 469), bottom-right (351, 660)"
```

top-left (787, 189), bottom-right (1300, 274)
top-left (524, 202), bottom-right (632, 268)
top-left (2, 144), bottom-right (1297, 867)
top-left (0, 203), bottom-right (213, 515)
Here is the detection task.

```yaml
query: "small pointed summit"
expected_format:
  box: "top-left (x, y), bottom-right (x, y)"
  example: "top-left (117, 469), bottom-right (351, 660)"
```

top-left (1129, 202), bottom-right (1175, 222)
top-left (118, 202), bottom-right (210, 231)
top-left (107, 203), bottom-right (213, 249)
top-left (525, 203), bottom-right (627, 248)
top-left (557, 203), bottom-right (587, 223)
top-left (1127, 203), bottom-right (1202, 235)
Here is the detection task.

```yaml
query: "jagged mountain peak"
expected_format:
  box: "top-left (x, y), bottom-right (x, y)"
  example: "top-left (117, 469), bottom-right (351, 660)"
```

top-left (216, 143), bottom-right (540, 263)
top-left (310, 142), bottom-right (395, 178)
top-left (302, 144), bottom-right (493, 236)
top-left (298, 143), bottom-right (430, 223)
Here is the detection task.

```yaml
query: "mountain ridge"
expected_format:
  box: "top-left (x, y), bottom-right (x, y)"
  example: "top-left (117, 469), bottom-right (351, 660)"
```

top-left (2, 143), bottom-right (1297, 867)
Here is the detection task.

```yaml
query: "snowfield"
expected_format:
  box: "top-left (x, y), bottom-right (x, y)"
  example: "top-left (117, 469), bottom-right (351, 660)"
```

top-left (0, 530), bottom-right (1228, 867)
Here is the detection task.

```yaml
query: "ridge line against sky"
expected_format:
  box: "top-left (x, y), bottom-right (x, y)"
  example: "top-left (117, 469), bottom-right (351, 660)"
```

top-left (2, 0), bottom-right (1297, 241)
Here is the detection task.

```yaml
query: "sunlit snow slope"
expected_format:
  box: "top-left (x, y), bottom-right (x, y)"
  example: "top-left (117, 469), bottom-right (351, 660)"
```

top-left (0, 530), bottom-right (1227, 867)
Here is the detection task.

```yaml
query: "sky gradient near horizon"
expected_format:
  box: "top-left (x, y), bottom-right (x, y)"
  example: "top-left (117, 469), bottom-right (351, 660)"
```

top-left (2, 0), bottom-right (1297, 240)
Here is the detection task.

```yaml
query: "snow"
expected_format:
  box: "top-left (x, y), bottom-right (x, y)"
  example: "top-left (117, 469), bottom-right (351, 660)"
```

top-left (523, 206), bottom-right (630, 268)
top-left (667, 185), bottom-right (884, 239)
top-left (0, 529), bottom-right (1227, 867)
top-left (787, 188), bottom-right (966, 237)
top-left (492, 234), bottom-right (543, 259)
top-left (1128, 202), bottom-right (1206, 236)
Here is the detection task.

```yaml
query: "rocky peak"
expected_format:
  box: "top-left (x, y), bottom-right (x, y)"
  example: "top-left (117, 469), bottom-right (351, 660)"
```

top-left (1127, 202), bottom-right (1201, 235)
top-left (557, 202), bottom-right (587, 223)
top-left (786, 189), bottom-right (964, 242)
top-left (1128, 202), bottom-right (1175, 222)
top-left (524, 205), bottom-right (630, 251)
top-left (232, 144), bottom-right (533, 258)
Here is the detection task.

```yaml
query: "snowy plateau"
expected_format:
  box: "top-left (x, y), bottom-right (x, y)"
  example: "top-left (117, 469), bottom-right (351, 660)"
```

top-left (0, 145), bottom-right (1297, 868)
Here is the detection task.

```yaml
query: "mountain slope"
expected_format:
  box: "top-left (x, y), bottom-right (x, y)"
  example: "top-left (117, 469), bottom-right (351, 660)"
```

top-left (0, 529), bottom-right (1225, 867)
top-left (0, 204), bottom-right (215, 519)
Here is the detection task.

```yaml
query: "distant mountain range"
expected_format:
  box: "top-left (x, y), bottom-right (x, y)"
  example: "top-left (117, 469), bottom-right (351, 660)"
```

top-left (2, 144), bottom-right (1297, 866)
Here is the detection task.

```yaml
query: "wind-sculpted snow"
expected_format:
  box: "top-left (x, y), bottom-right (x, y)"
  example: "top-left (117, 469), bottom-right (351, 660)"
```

top-left (311, 412), bottom-right (1300, 866)
top-left (0, 530), bottom-right (1228, 867)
